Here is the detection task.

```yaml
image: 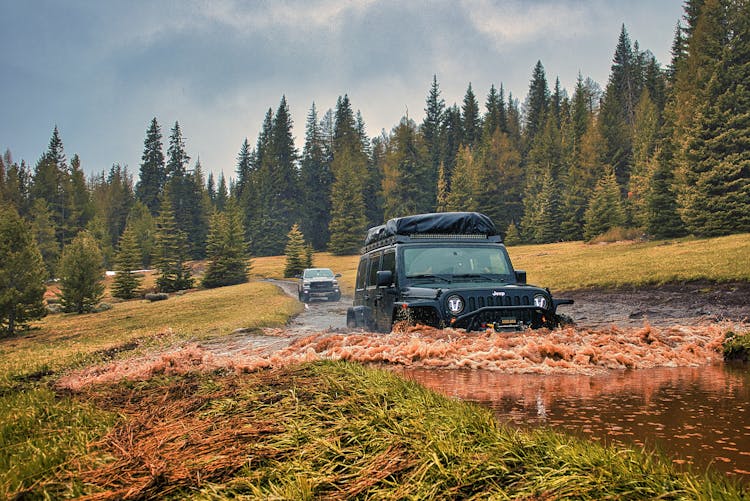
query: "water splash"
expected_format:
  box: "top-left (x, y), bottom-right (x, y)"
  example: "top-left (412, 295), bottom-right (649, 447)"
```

top-left (57, 321), bottom-right (744, 391)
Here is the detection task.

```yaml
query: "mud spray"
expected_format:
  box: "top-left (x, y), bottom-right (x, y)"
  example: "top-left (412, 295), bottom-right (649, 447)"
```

top-left (57, 322), bottom-right (743, 391)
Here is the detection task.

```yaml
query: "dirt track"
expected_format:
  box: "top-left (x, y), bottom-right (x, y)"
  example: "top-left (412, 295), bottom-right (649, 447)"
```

top-left (270, 279), bottom-right (750, 332)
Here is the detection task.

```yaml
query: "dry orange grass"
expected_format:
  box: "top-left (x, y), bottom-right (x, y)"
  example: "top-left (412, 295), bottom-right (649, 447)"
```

top-left (507, 233), bottom-right (750, 291)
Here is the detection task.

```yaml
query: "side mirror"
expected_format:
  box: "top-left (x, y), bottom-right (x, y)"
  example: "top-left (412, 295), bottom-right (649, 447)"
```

top-left (514, 270), bottom-right (527, 284)
top-left (376, 270), bottom-right (393, 287)
top-left (335, 273), bottom-right (342, 278)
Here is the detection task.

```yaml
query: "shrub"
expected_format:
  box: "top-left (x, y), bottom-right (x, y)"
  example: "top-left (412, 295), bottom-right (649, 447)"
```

top-left (145, 293), bottom-right (169, 302)
top-left (723, 331), bottom-right (750, 362)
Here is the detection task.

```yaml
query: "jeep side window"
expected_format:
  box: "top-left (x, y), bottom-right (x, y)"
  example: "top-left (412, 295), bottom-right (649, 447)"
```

top-left (356, 257), bottom-right (367, 290)
top-left (382, 250), bottom-right (396, 284)
top-left (367, 252), bottom-right (381, 287)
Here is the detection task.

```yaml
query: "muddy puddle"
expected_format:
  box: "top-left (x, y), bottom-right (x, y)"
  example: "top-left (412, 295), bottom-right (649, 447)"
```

top-left (391, 364), bottom-right (750, 481)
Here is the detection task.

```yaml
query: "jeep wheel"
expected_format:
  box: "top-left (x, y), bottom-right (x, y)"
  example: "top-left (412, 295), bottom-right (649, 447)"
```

top-left (346, 310), bottom-right (358, 328)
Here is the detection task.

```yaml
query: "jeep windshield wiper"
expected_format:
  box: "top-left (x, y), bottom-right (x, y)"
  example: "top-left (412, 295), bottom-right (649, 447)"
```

top-left (406, 274), bottom-right (452, 283)
top-left (453, 273), bottom-right (497, 282)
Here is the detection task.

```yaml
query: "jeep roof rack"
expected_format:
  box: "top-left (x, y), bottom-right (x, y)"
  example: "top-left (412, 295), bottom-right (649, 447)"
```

top-left (362, 212), bottom-right (500, 251)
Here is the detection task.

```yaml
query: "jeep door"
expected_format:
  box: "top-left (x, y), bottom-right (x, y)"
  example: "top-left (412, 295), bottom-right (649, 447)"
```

top-left (374, 249), bottom-right (397, 331)
top-left (364, 251), bottom-right (382, 330)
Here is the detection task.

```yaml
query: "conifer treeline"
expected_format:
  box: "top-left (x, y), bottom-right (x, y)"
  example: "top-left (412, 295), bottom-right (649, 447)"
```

top-left (1, 1), bottom-right (747, 273)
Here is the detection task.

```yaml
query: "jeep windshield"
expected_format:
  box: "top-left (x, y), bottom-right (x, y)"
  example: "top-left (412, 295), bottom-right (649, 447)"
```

top-left (403, 245), bottom-right (513, 283)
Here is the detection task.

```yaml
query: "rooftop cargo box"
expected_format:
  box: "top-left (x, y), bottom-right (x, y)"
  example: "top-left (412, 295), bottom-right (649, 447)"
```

top-left (364, 212), bottom-right (497, 246)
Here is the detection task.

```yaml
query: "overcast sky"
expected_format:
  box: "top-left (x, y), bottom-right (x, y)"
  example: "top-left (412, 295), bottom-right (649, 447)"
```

top-left (1, 0), bottom-right (684, 182)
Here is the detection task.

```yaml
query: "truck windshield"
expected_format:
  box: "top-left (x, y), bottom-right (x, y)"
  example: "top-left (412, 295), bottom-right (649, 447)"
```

top-left (403, 245), bottom-right (512, 279)
top-left (303, 269), bottom-right (334, 278)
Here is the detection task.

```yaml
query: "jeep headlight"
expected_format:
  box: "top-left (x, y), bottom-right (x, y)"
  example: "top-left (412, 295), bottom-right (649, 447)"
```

top-left (533, 294), bottom-right (549, 309)
top-left (446, 294), bottom-right (464, 315)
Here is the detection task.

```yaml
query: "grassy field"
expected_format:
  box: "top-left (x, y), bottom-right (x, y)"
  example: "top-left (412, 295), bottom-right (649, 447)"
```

top-left (253, 233), bottom-right (750, 293)
top-left (1, 235), bottom-right (748, 498)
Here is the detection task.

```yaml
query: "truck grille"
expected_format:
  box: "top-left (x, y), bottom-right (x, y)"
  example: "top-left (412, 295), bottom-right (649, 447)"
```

top-left (309, 281), bottom-right (334, 291)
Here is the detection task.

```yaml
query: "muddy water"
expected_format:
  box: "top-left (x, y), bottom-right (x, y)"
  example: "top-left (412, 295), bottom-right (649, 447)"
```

top-left (392, 364), bottom-right (750, 481)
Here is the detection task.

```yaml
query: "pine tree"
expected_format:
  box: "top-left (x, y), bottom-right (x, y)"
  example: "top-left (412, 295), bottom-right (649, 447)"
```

top-left (89, 164), bottom-right (135, 259)
top-left (435, 162), bottom-right (449, 212)
top-left (474, 129), bottom-right (523, 233)
top-left (524, 61), bottom-right (550, 148)
top-left (69, 154), bottom-right (93, 232)
top-left (57, 231), bottom-right (105, 314)
top-left (533, 169), bottom-right (563, 243)
top-left (30, 198), bottom-right (60, 277)
top-left (583, 169), bottom-right (626, 241)
top-left (216, 173), bottom-right (228, 211)
top-left (461, 83), bottom-right (481, 147)
top-left (0, 205), bottom-right (47, 335)
top-left (112, 224), bottom-right (143, 299)
top-left (422, 75), bottom-right (445, 192)
top-left (202, 201), bottom-right (250, 288)
top-left (328, 95), bottom-right (370, 255)
top-left (442, 104), bottom-right (463, 181)
top-left (503, 222), bottom-right (522, 246)
top-left (679, 0), bottom-right (750, 236)
top-left (628, 89), bottom-right (660, 227)
top-left (126, 201), bottom-right (155, 268)
top-left (166, 121), bottom-right (190, 179)
top-left (153, 197), bottom-right (193, 292)
top-left (645, 144), bottom-right (685, 238)
top-left (32, 126), bottom-right (75, 247)
top-left (271, 95), bottom-right (301, 232)
top-left (521, 116), bottom-right (562, 242)
top-left (328, 149), bottom-right (368, 255)
top-left (446, 146), bottom-right (477, 211)
top-left (135, 118), bottom-right (165, 215)
top-left (299, 103), bottom-right (333, 250)
top-left (206, 172), bottom-right (216, 206)
top-left (234, 138), bottom-right (253, 201)
top-left (2, 153), bottom-right (32, 215)
top-left (561, 115), bottom-right (607, 240)
top-left (284, 223), bottom-right (308, 278)
top-left (381, 117), bottom-right (430, 219)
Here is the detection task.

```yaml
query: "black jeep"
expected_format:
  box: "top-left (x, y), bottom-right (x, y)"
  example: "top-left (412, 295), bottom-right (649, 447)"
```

top-left (346, 212), bottom-right (573, 332)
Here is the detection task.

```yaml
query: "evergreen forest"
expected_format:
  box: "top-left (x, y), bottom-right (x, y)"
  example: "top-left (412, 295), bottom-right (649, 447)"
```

top-left (1, 0), bottom-right (748, 278)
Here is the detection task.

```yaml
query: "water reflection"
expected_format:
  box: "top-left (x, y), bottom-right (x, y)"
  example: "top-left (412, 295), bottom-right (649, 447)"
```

top-left (392, 363), bottom-right (750, 481)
